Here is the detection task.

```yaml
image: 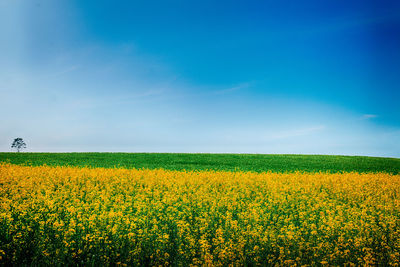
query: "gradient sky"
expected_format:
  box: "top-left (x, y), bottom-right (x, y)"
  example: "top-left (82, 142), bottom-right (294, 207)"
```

top-left (1, 0), bottom-right (399, 157)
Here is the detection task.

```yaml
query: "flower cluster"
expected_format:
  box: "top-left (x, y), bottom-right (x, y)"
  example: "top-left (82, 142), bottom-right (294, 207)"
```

top-left (1, 163), bottom-right (399, 265)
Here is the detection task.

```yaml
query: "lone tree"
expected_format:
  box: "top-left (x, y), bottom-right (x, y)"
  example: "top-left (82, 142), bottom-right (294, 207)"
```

top-left (11, 138), bottom-right (26, 152)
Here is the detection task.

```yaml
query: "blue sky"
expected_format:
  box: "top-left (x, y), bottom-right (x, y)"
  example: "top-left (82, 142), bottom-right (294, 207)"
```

top-left (1, 0), bottom-right (399, 156)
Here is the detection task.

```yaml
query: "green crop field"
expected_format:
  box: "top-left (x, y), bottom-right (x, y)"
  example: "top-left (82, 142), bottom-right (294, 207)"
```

top-left (0, 152), bottom-right (399, 174)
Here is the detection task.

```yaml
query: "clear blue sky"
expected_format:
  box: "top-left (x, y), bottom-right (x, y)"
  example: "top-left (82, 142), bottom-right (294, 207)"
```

top-left (1, 0), bottom-right (399, 157)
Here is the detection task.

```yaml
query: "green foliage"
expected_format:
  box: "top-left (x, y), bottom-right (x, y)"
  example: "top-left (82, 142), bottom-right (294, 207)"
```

top-left (0, 152), bottom-right (399, 174)
top-left (10, 138), bottom-right (26, 152)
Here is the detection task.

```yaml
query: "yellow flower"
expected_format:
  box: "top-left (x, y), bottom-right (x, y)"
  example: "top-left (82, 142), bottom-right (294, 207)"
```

top-left (1, 162), bottom-right (399, 266)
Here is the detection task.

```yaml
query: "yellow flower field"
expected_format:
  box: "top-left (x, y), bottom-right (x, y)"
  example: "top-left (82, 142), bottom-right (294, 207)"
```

top-left (1, 163), bottom-right (400, 266)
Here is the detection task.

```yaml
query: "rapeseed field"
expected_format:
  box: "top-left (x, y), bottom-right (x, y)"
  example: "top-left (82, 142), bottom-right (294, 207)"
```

top-left (1, 163), bottom-right (400, 265)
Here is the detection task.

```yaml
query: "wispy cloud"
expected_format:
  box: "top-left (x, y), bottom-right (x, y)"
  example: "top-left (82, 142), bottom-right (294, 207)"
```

top-left (269, 125), bottom-right (326, 140)
top-left (213, 82), bottom-right (252, 95)
top-left (49, 65), bottom-right (81, 77)
top-left (66, 88), bottom-right (168, 110)
top-left (296, 12), bottom-right (400, 38)
top-left (362, 114), bottom-right (378, 119)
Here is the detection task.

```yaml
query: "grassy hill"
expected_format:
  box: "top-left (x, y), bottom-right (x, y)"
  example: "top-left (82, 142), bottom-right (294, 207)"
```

top-left (1, 152), bottom-right (399, 174)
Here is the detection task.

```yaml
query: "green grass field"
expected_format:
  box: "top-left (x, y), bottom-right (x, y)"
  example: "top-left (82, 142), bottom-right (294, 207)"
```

top-left (1, 152), bottom-right (399, 174)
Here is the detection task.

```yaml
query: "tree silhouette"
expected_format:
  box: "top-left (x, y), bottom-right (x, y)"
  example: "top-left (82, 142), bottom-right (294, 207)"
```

top-left (11, 138), bottom-right (26, 152)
